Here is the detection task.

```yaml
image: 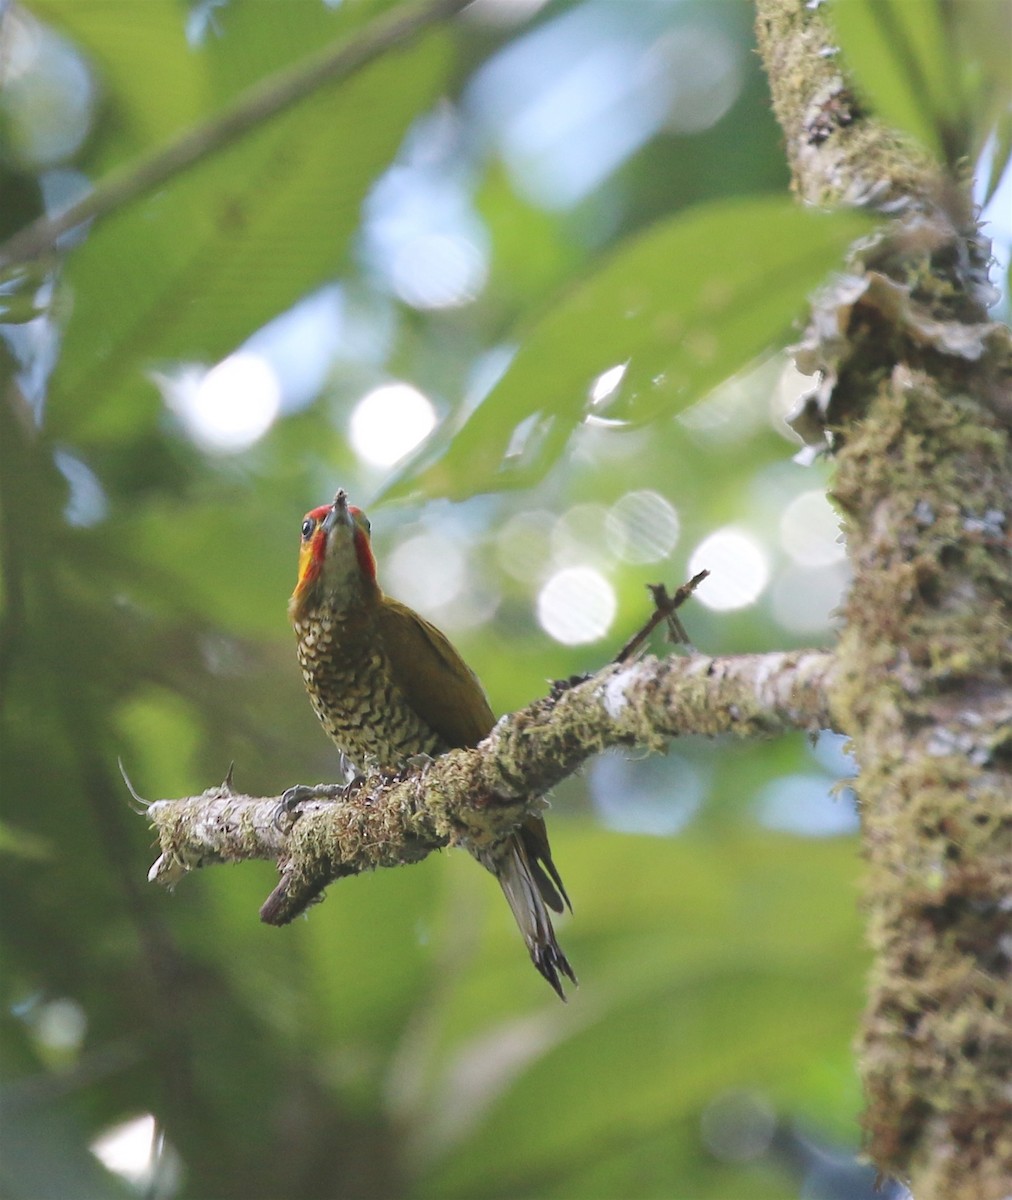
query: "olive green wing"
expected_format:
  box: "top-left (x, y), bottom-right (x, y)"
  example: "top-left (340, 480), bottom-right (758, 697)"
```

top-left (377, 597), bottom-right (573, 950)
top-left (376, 596), bottom-right (496, 749)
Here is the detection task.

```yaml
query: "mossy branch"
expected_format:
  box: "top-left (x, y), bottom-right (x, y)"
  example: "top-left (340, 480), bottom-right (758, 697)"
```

top-left (753, 0), bottom-right (940, 212)
top-left (147, 648), bottom-right (834, 924)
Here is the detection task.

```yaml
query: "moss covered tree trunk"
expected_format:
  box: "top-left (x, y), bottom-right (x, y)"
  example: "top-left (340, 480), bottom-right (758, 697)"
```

top-left (756, 2), bottom-right (1012, 1196)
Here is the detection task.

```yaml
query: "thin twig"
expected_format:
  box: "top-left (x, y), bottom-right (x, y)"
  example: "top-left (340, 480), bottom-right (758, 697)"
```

top-left (613, 570), bottom-right (709, 665)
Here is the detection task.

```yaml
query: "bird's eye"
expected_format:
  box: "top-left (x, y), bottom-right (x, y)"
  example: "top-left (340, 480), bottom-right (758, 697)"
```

top-left (301, 518), bottom-right (315, 540)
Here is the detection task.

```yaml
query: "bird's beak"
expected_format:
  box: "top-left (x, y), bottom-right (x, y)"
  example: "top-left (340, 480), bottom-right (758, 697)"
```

top-left (322, 489), bottom-right (352, 535)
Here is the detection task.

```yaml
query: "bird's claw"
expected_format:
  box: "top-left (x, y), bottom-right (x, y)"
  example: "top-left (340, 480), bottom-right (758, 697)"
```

top-left (273, 782), bottom-right (349, 831)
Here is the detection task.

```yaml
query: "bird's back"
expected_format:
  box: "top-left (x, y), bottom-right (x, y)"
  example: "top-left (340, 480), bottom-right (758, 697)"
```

top-left (375, 596), bottom-right (496, 750)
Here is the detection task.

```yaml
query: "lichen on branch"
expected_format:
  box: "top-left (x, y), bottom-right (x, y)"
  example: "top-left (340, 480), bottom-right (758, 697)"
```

top-left (147, 648), bottom-right (835, 925)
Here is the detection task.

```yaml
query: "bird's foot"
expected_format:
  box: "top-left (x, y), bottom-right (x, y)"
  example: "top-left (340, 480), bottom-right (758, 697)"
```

top-left (376, 753), bottom-right (436, 789)
top-left (272, 781), bottom-right (360, 830)
top-left (355, 755), bottom-right (433, 788)
top-left (549, 673), bottom-right (591, 700)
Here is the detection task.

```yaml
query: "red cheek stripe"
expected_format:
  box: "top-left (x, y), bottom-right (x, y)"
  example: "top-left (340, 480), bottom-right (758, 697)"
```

top-left (311, 529), bottom-right (328, 572)
top-left (299, 529), bottom-right (327, 587)
top-left (354, 529), bottom-right (377, 582)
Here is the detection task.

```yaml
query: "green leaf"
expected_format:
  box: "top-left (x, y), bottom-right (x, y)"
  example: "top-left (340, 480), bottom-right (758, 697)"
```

top-left (32, 0), bottom-right (206, 168)
top-left (33, 0), bottom-right (403, 171)
top-left (381, 197), bottom-right (869, 502)
top-left (979, 106), bottom-right (1012, 208)
top-left (832, 0), bottom-right (952, 161)
top-left (476, 164), bottom-right (581, 313)
top-left (199, 0), bottom-right (405, 101)
top-left (831, 0), bottom-right (1011, 166)
top-left (47, 27), bottom-right (450, 446)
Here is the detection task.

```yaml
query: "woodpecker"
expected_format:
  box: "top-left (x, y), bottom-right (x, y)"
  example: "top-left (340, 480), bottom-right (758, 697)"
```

top-left (289, 489), bottom-right (575, 998)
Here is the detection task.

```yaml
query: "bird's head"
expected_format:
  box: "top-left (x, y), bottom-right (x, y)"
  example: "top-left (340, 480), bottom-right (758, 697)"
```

top-left (289, 489), bottom-right (378, 620)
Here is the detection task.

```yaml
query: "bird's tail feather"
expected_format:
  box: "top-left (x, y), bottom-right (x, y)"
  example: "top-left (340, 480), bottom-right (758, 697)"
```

top-left (488, 832), bottom-right (577, 1000)
top-left (519, 819), bottom-right (571, 913)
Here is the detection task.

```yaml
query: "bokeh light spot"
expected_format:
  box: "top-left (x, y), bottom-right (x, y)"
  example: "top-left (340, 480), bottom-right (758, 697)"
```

top-left (590, 749), bottom-right (703, 835)
top-left (496, 510), bottom-right (554, 582)
top-left (391, 232), bottom-right (487, 310)
top-left (755, 774), bottom-right (859, 837)
top-left (386, 531), bottom-right (466, 613)
top-left (159, 353), bottom-right (281, 454)
top-left (779, 489), bottom-right (845, 566)
top-left (679, 366), bottom-right (771, 444)
top-left (810, 729), bottom-right (859, 778)
top-left (605, 490), bottom-right (679, 563)
top-left (349, 383), bottom-right (436, 467)
top-left (689, 528), bottom-right (769, 611)
top-left (653, 25), bottom-right (742, 135)
top-left (771, 561), bottom-right (849, 634)
top-left (550, 504), bottom-right (610, 568)
top-left (0, 11), bottom-right (96, 168)
top-left (537, 566), bottom-right (616, 644)
top-left (54, 450), bottom-right (108, 527)
top-left (589, 362), bottom-right (627, 405)
top-left (92, 1113), bottom-right (181, 1192)
top-left (35, 997), bottom-right (86, 1054)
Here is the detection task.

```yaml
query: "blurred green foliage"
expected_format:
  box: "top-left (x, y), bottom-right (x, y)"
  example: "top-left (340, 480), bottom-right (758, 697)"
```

top-left (830, 0), bottom-right (1012, 182)
top-left (1, 1), bottom-right (1005, 1198)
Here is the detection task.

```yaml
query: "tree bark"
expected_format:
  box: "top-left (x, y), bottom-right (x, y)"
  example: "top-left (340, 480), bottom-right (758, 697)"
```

top-left (755, 2), bottom-right (1012, 1196)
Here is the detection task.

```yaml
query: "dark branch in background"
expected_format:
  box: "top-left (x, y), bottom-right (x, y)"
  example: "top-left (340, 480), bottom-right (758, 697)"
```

top-left (147, 647), bottom-right (835, 925)
top-left (0, 0), bottom-right (472, 270)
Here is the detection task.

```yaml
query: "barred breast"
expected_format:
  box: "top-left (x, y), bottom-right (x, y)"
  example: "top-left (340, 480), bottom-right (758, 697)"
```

top-left (293, 610), bottom-right (445, 769)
